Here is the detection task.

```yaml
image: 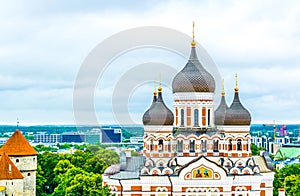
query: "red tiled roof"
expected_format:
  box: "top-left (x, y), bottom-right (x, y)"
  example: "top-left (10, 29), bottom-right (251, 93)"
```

top-left (0, 152), bottom-right (24, 180)
top-left (0, 130), bottom-right (37, 156)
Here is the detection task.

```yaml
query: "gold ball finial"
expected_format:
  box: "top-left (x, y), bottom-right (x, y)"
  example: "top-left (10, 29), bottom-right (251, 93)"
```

top-left (191, 21), bottom-right (196, 47)
top-left (158, 86), bottom-right (162, 92)
top-left (158, 73), bottom-right (162, 92)
top-left (235, 73), bottom-right (239, 92)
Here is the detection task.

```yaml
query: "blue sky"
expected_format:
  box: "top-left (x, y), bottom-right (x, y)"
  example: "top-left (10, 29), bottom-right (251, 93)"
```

top-left (0, 0), bottom-right (299, 125)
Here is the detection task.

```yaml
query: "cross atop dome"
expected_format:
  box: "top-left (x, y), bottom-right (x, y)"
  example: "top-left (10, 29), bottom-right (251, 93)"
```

top-left (191, 21), bottom-right (196, 47)
top-left (235, 73), bottom-right (239, 92)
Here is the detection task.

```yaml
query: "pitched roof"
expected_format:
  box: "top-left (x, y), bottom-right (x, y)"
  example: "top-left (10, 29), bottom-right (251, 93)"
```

top-left (0, 130), bottom-right (37, 156)
top-left (275, 147), bottom-right (300, 159)
top-left (0, 152), bottom-right (24, 180)
top-left (176, 155), bottom-right (228, 175)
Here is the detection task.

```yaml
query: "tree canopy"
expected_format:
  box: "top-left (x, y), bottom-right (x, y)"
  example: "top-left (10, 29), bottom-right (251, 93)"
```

top-left (37, 145), bottom-right (118, 196)
top-left (273, 164), bottom-right (300, 196)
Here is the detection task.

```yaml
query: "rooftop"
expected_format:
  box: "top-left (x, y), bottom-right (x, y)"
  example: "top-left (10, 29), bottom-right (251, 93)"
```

top-left (0, 130), bottom-right (37, 156)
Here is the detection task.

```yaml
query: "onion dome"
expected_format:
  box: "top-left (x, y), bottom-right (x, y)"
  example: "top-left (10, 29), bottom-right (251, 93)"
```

top-left (142, 87), bottom-right (174, 126)
top-left (215, 79), bottom-right (229, 125)
top-left (172, 34), bottom-right (215, 93)
top-left (224, 74), bottom-right (251, 125)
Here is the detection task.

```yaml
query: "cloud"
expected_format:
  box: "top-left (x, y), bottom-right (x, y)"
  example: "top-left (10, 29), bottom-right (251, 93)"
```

top-left (0, 0), bottom-right (299, 124)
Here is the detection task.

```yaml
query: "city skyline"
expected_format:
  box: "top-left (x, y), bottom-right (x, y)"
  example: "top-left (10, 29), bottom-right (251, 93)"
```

top-left (0, 0), bottom-right (299, 125)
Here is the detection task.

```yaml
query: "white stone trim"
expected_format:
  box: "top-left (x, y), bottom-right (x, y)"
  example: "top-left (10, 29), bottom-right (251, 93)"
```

top-left (144, 126), bottom-right (173, 132)
top-left (173, 92), bottom-right (214, 101)
top-left (217, 126), bottom-right (250, 132)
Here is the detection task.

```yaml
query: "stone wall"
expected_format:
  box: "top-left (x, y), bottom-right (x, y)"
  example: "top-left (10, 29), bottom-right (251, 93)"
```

top-left (0, 179), bottom-right (24, 196)
top-left (10, 155), bottom-right (37, 171)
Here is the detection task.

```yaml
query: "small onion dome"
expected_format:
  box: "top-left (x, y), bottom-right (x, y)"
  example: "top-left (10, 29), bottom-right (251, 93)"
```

top-left (215, 95), bottom-right (229, 125)
top-left (215, 79), bottom-right (228, 125)
top-left (103, 163), bottom-right (120, 176)
top-left (172, 45), bottom-right (215, 93)
top-left (142, 87), bottom-right (174, 126)
top-left (224, 90), bottom-right (251, 125)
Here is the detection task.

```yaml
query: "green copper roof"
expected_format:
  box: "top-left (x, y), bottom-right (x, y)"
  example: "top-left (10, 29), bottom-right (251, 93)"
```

top-left (275, 147), bottom-right (300, 159)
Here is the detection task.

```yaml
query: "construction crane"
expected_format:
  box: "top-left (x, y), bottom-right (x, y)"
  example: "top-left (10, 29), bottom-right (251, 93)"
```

top-left (262, 120), bottom-right (276, 141)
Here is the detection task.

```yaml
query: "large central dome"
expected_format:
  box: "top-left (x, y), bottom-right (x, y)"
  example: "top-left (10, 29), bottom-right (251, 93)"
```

top-left (172, 45), bottom-right (215, 93)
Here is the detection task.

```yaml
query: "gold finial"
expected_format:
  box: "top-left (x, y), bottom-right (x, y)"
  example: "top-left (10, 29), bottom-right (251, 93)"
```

top-left (191, 21), bottom-right (196, 47)
top-left (235, 73), bottom-right (239, 92)
top-left (153, 81), bottom-right (157, 96)
top-left (158, 73), bottom-right (162, 92)
top-left (221, 78), bottom-right (225, 96)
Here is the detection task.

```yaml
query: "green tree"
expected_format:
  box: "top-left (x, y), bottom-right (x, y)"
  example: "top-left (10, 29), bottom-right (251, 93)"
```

top-left (37, 148), bottom-right (116, 195)
top-left (87, 144), bottom-right (101, 154)
top-left (66, 173), bottom-right (112, 196)
top-left (69, 150), bottom-right (93, 168)
top-left (59, 143), bottom-right (72, 149)
top-left (251, 143), bottom-right (266, 156)
top-left (37, 152), bottom-right (61, 194)
top-left (273, 164), bottom-right (300, 196)
top-left (53, 164), bottom-right (82, 196)
top-left (285, 174), bottom-right (300, 195)
top-left (54, 159), bottom-right (75, 181)
top-left (96, 148), bottom-right (119, 166)
top-left (83, 156), bottom-right (108, 174)
top-left (36, 165), bottom-right (47, 196)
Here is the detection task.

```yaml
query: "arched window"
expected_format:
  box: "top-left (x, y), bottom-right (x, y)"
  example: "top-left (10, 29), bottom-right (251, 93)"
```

top-left (202, 107), bottom-right (206, 126)
top-left (187, 107), bottom-right (191, 126)
top-left (150, 140), bottom-right (154, 151)
top-left (168, 140), bottom-right (171, 152)
top-left (229, 139), bottom-right (232, 151)
top-left (180, 109), bottom-right (184, 126)
top-left (194, 109), bottom-right (199, 126)
top-left (178, 140), bottom-right (183, 152)
top-left (201, 140), bottom-right (207, 152)
top-left (237, 139), bottom-right (242, 151)
top-left (246, 141), bottom-right (249, 151)
top-left (208, 109), bottom-right (211, 126)
top-left (213, 140), bottom-right (219, 152)
top-left (158, 140), bottom-right (164, 152)
top-left (16, 159), bottom-right (19, 163)
top-left (190, 140), bottom-right (195, 153)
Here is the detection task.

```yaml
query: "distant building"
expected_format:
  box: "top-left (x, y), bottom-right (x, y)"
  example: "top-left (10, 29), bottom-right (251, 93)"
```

top-left (101, 128), bottom-right (122, 144)
top-left (129, 137), bottom-right (143, 144)
top-left (34, 132), bottom-right (61, 143)
top-left (33, 128), bottom-right (122, 144)
top-left (251, 135), bottom-right (291, 154)
top-left (85, 133), bottom-right (100, 144)
top-left (61, 132), bottom-right (85, 143)
top-left (0, 129), bottom-right (37, 195)
top-left (0, 138), bottom-right (8, 145)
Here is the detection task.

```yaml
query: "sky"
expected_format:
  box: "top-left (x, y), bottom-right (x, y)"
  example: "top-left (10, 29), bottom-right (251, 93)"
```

top-left (0, 0), bottom-right (299, 125)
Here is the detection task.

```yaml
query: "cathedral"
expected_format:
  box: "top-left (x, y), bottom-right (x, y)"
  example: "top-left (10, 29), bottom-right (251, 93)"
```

top-left (0, 130), bottom-right (37, 196)
top-left (103, 29), bottom-right (274, 196)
